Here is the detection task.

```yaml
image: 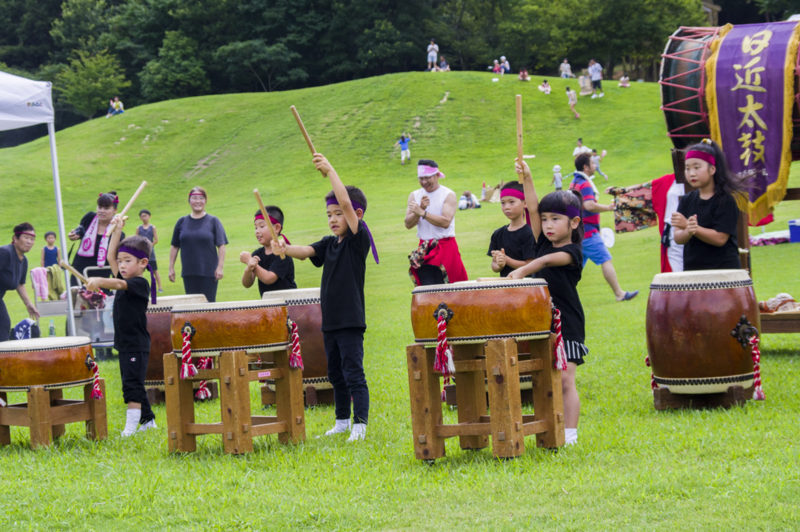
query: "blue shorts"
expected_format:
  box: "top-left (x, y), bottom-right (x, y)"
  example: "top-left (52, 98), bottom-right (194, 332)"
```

top-left (582, 232), bottom-right (612, 266)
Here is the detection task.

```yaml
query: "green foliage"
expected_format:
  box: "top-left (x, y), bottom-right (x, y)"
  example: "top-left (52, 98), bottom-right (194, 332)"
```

top-left (55, 49), bottom-right (131, 118)
top-left (138, 31), bottom-right (210, 102)
top-left (0, 0), bottom-right (63, 69)
top-left (213, 40), bottom-right (308, 92)
top-left (754, 0), bottom-right (800, 20)
top-left (49, 0), bottom-right (110, 62)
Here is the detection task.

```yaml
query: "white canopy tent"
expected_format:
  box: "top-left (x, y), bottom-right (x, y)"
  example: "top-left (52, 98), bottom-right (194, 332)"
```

top-left (0, 70), bottom-right (76, 335)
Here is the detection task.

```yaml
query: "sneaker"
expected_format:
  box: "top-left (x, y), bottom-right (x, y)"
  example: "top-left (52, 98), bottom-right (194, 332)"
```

top-left (618, 290), bottom-right (639, 302)
top-left (158, 289), bottom-right (164, 293)
top-left (599, 93), bottom-right (605, 98)
top-left (575, 113), bottom-right (580, 119)
top-left (591, 94), bottom-right (597, 99)
top-left (319, 419), bottom-right (351, 437)
top-left (347, 423), bottom-right (367, 442)
top-left (139, 419), bottom-right (157, 432)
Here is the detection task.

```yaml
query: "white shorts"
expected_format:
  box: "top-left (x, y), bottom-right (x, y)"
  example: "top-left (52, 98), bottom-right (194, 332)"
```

top-left (401, 149), bottom-right (411, 160)
top-left (428, 52), bottom-right (437, 63)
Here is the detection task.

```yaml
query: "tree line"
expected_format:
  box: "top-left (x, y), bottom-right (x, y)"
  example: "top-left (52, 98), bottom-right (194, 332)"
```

top-left (1, 0), bottom-right (720, 121)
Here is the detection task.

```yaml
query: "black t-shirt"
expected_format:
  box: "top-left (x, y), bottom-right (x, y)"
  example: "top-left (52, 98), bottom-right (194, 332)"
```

top-left (252, 247), bottom-right (297, 295)
top-left (676, 190), bottom-right (740, 271)
top-left (0, 243), bottom-right (27, 298)
top-left (309, 221), bottom-right (370, 331)
top-left (487, 224), bottom-right (537, 277)
top-left (171, 214), bottom-right (228, 277)
top-left (72, 212), bottom-right (125, 277)
top-left (533, 233), bottom-right (585, 344)
top-left (113, 274), bottom-right (151, 353)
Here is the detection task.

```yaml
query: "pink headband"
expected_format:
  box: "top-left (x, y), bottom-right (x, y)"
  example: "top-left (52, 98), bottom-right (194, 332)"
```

top-left (254, 212), bottom-right (291, 245)
top-left (501, 188), bottom-right (530, 226)
top-left (99, 193), bottom-right (119, 204)
top-left (418, 165), bottom-right (445, 178)
top-left (685, 150), bottom-right (716, 166)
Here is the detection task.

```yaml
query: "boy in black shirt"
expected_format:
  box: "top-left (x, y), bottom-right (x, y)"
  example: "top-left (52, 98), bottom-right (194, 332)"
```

top-left (488, 182), bottom-right (537, 276)
top-left (271, 153), bottom-right (374, 442)
top-left (85, 215), bottom-right (157, 437)
top-left (240, 206), bottom-right (297, 295)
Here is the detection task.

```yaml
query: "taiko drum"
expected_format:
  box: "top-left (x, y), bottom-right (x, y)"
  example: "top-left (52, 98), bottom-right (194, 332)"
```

top-left (145, 294), bottom-right (207, 384)
top-left (0, 336), bottom-right (96, 389)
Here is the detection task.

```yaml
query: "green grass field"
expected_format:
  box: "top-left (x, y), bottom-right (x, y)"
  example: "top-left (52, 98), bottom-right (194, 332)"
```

top-left (1, 72), bottom-right (799, 530)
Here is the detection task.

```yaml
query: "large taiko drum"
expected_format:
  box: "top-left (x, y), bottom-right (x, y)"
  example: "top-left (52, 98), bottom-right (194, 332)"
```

top-left (145, 294), bottom-right (207, 385)
top-left (261, 288), bottom-right (329, 392)
top-left (660, 26), bottom-right (800, 155)
top-left (411, 279), bottom-right (551, 345)
top-left (0, 337), bottom-right (96, 389)
top-left (170, 300), bottom-right (289, 356)
top-left (646, 269), bottom-right (760, 394)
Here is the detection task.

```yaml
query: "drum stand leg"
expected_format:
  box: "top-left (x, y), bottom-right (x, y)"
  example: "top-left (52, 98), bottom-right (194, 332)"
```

top-left (274, 348), bottom-right (305, 445)
top-left (27, 386), bottom-right (53, 449)
top-left (485, 339), bottom-right (525, 459)
top-left (530, 335), bottom-right (565, 449)
top-left (406, 344), bottom-right (445, 461)
top-left (219, 350), bottom-right (253, 454)
top-left (164, 352), bottom-right (197, 453)
top-left (0, 392), bottom-right (9, 446)
top-left (50, 389), bottom-right (65, 440)
top-left (84, 379), bottom-right (107, 441)
top-left (452, 344), bottom-right (489, 450)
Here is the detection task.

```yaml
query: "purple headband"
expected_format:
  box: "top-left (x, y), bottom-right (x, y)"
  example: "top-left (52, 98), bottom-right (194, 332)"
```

top-left (325, 197), bottom-right (379, 264)
top-left (118, 245), bottom-right (157, 304)
top-left (544, 205), bottom-right (581, 219)
top-left (685, 150), bottom-right (716, 167)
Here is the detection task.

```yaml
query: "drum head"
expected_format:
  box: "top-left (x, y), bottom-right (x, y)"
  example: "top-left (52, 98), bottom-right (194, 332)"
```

top-left (148, 294), bottom-right (207, 311)
top-left (0, 336), bottom-right (92, 352)
top-left (412, 278), bottom-right (547, 295)
top-left (262, 287), bottom-right (320, 304)
top-left (171, 299), bottom-right (286, 313)
top-left (652, 269), bottom-right (751, 287)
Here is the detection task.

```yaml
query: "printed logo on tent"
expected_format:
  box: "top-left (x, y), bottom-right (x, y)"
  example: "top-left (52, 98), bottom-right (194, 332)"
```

top-left (27, 102), bottom-right (43, 107)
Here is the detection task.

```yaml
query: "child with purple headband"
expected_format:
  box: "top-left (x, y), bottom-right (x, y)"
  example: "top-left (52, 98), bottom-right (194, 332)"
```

top-left (85, 215), bottom-right (157, 437)
top-left (509, 160), bottom-right (587, 446)
top-left (271, 153), bottom-right (376, 442)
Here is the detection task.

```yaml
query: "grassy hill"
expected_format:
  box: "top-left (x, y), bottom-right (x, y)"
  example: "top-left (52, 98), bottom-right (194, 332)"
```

top-left (1, 72), bottom-right (799, 530)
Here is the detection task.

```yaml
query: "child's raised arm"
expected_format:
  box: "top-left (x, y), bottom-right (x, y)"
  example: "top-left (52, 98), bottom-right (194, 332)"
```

top-left (313, 153), bottom-right (359, 235)
top-left (107, 214), bottom-right (125, 277)
top-left (518, 160), bottom-right (541, 240)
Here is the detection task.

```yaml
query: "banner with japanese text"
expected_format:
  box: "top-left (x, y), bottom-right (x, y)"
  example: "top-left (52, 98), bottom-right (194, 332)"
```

top-left (706, 22), bottom-right (800, 221)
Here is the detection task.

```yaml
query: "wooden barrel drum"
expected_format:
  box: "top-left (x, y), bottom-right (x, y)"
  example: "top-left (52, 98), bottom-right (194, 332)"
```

top-left (0, 337), bottom-right (96, 390)
top-left (646, 270), bottom-right (759, 394)
top-left (170, 300), bottom-right (289, 356)
top-left (145, 294), bottom-right (207, 386)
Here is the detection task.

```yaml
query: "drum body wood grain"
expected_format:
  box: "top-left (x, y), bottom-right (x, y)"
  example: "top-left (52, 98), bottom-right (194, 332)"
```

top-left (646, 270), bottom-right (759, 394)
top-left (262, 288), bottom-right (328, 387)
top-left (0, 337), bottom-right (95, 388)
top-left (170, 300), bottom-right (289, 356)
top-left (146, 295), bottom-right (207, 384)
top-left (411, 279), bottom-right (551, 344)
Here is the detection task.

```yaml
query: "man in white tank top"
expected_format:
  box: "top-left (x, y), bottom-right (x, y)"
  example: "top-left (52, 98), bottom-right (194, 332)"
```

top-left (405, 160), bottom-right (468, 286)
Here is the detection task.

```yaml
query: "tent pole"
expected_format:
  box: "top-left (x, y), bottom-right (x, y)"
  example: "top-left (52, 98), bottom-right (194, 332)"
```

top-left (47, 122), bottom-right (76, 336)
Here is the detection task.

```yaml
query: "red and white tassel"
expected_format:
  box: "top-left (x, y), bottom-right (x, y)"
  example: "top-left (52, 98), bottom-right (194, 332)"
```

top-left (433, 313), bottom-right (455, 378)
top-left (288, 319), bottom-right (304, 370)
top-left (749, 335), bottom-right (765, 401)
top-left (552, 307), bottom-right (568, 371)
top-left (645, 356), bottom-right (657, 389)
top-left (86, 357), bottom-right (103, 399)
top-left (441, 375), bottom-right (451, 402)
top-left (194, 357), bottom-right (213, 400)
top-left (180, 328), bottom-right (198, 379)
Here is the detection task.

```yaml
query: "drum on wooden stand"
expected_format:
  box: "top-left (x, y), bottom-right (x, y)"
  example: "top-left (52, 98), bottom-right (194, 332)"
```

top-left (261, 288), bottom-right (331, 406)
top-left (145, 294), bottom-right (207, 387)
top-left (646, 270), bottom-right (761, 403)
top-left (0, 336), bottom-right (97, 390)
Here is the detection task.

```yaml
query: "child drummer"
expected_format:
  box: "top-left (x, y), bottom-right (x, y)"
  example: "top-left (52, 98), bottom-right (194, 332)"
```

top-left (271, 153), bottom-right (377, 442)
top-left (240, 206), bottom-right (297, 296)
top-left (487, 182), bottom-right (537, 276)
top-left (85, 215), bottom-right (158, 437)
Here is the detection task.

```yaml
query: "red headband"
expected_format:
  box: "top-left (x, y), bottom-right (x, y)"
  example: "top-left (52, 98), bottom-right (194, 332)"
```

top-left (685, 150), bottom-right (716, 166)
top-left (254, 212), bottom-right (291, 245)
top-left (188, 191), bottom-right (207, 200)
top-left (500, 188), bottom-right (531, 226)
top-left (14, 231), bottom-right (35, 238)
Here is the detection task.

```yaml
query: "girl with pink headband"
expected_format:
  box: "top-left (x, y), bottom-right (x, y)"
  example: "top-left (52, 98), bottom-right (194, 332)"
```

top-left (509, 160), bottom-right (587, 446)
top-left (487, 182), bottom-right (536, 277)
top-left (240, 206), bottom-right (297, 296)
top-left (671, 139), bottom-right (748, 271)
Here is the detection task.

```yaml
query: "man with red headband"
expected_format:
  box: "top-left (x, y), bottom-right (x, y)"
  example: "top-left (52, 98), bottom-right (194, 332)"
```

top-left (405, 159), bottom-right (468, 286)
top-left (0, 223), bottom-right (40, 342)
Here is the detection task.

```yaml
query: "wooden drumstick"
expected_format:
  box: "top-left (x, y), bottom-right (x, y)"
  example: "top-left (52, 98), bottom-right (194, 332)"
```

top-left (290, 105), bottom-right (326, 177)
top-left (253, 189), bottom-right (286, 260)
top-left (60, 260), bottom-right (88, 285)
top-left (516, 95), bottom-right (524, 183)
top-left (105, 181), bottom-right (148, 236)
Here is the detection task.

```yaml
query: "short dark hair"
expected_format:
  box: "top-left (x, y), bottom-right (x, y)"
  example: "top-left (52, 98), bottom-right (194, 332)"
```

top-left (253, 206), bottom-right (285, 227)
top-left (139, 209), bottom-right (151, 216)
top-left (577, 138), bottom-right (582, 142)
top-left (44, 231), bottom-right (56, 239)
top-left (97, 191), bottom-right (118, 209)
top-left (417, 159), bottom-right (438, 168)
top-left (501, 182), bottom-right (524, 192)
top-left (591, 149), bottom-right (597, 153)
top-left (118, 235), bottom-right (153, 258)
top-left (538, 190), bottom-right (585, 244)
top-left (13, 222), bottom-right (34, 237)
top-left (325, 186), bottom-right (368, 212)
top-left (575, 153), bottom-right (592, 172)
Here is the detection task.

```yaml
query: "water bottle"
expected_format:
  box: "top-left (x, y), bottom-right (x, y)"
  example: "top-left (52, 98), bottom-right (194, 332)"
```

top-left (48, 319), bottom-right (56, 337)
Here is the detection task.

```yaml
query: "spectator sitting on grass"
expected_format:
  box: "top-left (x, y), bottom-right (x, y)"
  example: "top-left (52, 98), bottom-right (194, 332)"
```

top-left (491, 59), bottom-right (502, 73)
top-left (619, 74), bottom-right (630, 88)
top-left (519, 69), bottom-right (530, 81)
top-left (458, 190), bottom-right (481, 210)
top-left (106, 96), bottom-right (124, 118)
top-left (437, 55), bottom-right (451, 72)
top-left (500, 56), bottom-right (511, 74)
top-left (538, 80), bottom-right (551, 94)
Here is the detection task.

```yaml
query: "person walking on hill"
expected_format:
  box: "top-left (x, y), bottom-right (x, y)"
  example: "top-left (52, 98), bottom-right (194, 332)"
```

top-left (567, 87), bottom-right (579, 118)
top-left (394, 133), bottom-right (413, 165)
top-left (427, 40), bottom-right (439, 70)
top-left (588, 59), bottom-right (604, 98)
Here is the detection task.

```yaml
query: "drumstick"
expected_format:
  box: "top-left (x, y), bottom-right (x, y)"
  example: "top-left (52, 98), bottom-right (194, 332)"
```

top-left (290, 105), bottom-right (326, 177)
top-left (60, 260), bottom-right (88, 285)
top-left (516, 95), bottom-right (524, 183)
top-left (253, 189), bottom-right (286, 260)
top-left (105, 181), bottom-right (148, 236)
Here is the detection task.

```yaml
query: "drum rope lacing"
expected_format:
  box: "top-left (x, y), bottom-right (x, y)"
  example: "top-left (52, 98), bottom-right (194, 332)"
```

top-left (750, 335), bottom-right (765, 400)
top-left (86, 355), bottom-right (103, 399)
top-left (288, 318), bottom-right (304, 370)
top-left (552, 304), bottom-right (568, 371)
top-left (433, 311), bottom-right (455, 401)
top-left (180, 325), bottom-right (199, 380)
top-left (194, 357), bottom-right (214, 400)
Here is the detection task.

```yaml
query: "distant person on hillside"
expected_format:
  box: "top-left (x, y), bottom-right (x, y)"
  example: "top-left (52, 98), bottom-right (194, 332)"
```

top-left (500, 56), bottom-right (511, 74)
top-left (560, 59), bottom-right (574, 79)
top-left (394, 133), bottom-right (413, 165)
top-left (519, 69), bottom-right (530, 81)
top-left (619, 74), bottom-right (630, 88)
top-left (427, 39), bottom-right (439, 70)
top-left (437, 56), bottom-right (451, 72)
top-left (106, 96), bottom-right (124, 118)
top-left (538, 80), bottom-right (551, 94)
top-left (566, 87), bottom-right (579, 119)
top-left (573, 138), bottom-right (592, 158)
top-left (406, 160), bottom-right (468, 286)
top-left (136, 209), bottom-right (164, 293)
top-left (458, 191), bottom-right (481, 210)
top-left (591, 149), bottom-right (609, 180)
top-left (588, 59), bottom-right (604, 98)
top-left (492, 59), bottom-right (502, 73)
top-left (40, 231), bottom-right (61, 268)
top-left (551, 165), bottom-right (563, 191)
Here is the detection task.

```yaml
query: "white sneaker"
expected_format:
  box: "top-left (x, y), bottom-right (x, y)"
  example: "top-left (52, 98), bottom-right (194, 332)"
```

top-left (591, 94), bottom-right (597, 99)
top-left (320, 419), bottom-right (351, 437)
top-left (121, 408), bottom-right (141, 437)
top-left (138, 419), bottom-right (157, 432)
top-left (347, 423), bottom-right (367, 442)
top-left (599, 93), bottom-right (605, 98)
